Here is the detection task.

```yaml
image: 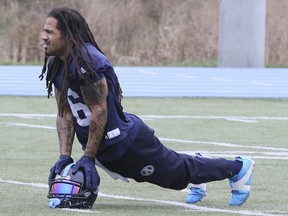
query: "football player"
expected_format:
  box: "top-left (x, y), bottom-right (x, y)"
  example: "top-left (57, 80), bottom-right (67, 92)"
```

top-left (40, 7), bottom-right (255, 208)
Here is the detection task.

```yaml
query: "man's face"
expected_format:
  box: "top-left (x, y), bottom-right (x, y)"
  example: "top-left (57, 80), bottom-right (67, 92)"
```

top-left (42, 17), bottom-right (66, 59)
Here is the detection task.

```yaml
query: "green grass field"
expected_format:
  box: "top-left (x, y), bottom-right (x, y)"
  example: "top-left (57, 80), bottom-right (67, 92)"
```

top-left (0, 96), bottom-right (287, 216)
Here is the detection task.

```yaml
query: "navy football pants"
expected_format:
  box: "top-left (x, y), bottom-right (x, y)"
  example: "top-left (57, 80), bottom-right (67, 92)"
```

top-left (99, 120), bottom-right (235, 190)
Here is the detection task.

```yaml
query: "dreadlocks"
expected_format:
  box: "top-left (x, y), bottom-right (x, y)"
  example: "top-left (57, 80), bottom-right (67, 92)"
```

top-left (39, 7), bottom-right (107, 116)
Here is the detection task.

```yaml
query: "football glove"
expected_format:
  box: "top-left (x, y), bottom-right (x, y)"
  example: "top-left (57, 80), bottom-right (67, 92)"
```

top-left (48, 155), bottom-right (74, 186)
top-left (72, 156), bottom-right (100, 191)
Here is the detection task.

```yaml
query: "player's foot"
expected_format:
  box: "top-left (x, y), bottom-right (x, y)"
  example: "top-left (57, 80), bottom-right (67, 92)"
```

top-left (186, 183), bottom-right (206, 203)
top-left (186, 152), bottom-right (208, 204)
top-left (229, 156), bottom-right (255, 206)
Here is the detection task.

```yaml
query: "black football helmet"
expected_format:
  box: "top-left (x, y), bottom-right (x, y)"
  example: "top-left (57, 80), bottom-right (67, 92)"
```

top-left (48, 163), bottom-right (98, 209)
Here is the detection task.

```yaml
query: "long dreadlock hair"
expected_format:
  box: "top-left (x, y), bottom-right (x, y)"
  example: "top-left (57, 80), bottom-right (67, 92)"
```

top-left (39, 7), bottom-right (122, 116)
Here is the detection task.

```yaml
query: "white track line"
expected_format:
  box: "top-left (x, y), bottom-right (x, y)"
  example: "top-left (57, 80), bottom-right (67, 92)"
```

top-left (0, 178), bottom-right (283, 216)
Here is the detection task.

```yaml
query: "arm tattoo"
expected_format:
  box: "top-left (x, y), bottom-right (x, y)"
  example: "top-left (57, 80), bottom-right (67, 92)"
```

top-left (81, 82), bottom-right (105, 106)
top-left (85, 105), bottom-right (107, 157)
top-left (57, 118), bottom-right (74, 155)
top-left (80, 79), bottom-right (108, 157)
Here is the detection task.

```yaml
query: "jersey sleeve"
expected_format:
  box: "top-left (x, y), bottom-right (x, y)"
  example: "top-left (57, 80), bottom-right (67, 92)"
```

top-left (68, 58), bottom-right (105, 87)
top-left (76, 46), bottom-right (106, 84)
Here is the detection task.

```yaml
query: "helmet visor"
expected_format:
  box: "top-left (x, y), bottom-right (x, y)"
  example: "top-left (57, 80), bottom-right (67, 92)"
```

top-left (51, 181), bottom-right (81, 195)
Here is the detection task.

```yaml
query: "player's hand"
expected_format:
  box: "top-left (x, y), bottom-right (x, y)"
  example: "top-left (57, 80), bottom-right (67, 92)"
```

top-left (48, 155), bottom-right (74, 186)
top-left (72, 155), bottom-right (100, 191)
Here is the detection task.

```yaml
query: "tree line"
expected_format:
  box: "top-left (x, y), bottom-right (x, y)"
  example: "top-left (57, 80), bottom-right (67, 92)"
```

top-left (0, 0), bottom-right (287, 67)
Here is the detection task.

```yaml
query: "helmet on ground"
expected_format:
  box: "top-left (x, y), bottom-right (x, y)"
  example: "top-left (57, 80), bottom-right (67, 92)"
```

top-left (47, 163), bottom-right (98, 209)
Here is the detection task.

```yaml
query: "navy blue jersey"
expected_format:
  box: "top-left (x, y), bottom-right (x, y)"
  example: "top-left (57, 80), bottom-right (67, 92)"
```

top-left (52, 43), bottom-right (136, 159)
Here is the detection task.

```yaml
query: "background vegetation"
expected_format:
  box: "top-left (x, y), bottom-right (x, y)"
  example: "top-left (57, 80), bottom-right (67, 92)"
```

top-left (0, 0), bottom-right (287, 67)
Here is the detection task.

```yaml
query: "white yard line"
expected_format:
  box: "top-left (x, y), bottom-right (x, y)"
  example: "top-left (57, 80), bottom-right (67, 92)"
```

top-left (0, 178), bottom-right (283, 216)
top-left (1, 113), bottom-right (288, 121)
top-left (7, 122), bottom-right (56, 129)
top-left (1, 120), bottom-right (288, 155)
top-left (160, 138), bottom-right (288, 152)
top-left (61, 208), bottom-right (98, 213)
top-left (139, 115), bottom-right (288, 121)
top-left (178, 151), bottom-right (288, 160)
top-left (0, 113), bottom-right (56, 118)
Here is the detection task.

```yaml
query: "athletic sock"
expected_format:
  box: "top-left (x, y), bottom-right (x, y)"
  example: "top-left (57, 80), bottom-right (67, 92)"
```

top-left (230, 160), bottom-right (243, 176)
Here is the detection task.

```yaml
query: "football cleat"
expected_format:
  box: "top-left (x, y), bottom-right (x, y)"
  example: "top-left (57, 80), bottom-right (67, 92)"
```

top-left (229, 156), bottom-right (255, 206)
top-left (186, 183), bottom-right (206, 204)
top-left (186, 152), bottom-right (208, 204)
top-left (48, 163), bottom-right (98, 209)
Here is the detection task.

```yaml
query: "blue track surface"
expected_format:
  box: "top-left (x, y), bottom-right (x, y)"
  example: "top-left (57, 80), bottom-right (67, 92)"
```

top-left (0, 66), bottom-right (287, 98)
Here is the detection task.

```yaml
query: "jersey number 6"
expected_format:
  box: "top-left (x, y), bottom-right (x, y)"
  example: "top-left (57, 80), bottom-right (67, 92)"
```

top-left (67, 88), bottom-right (91, 127)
